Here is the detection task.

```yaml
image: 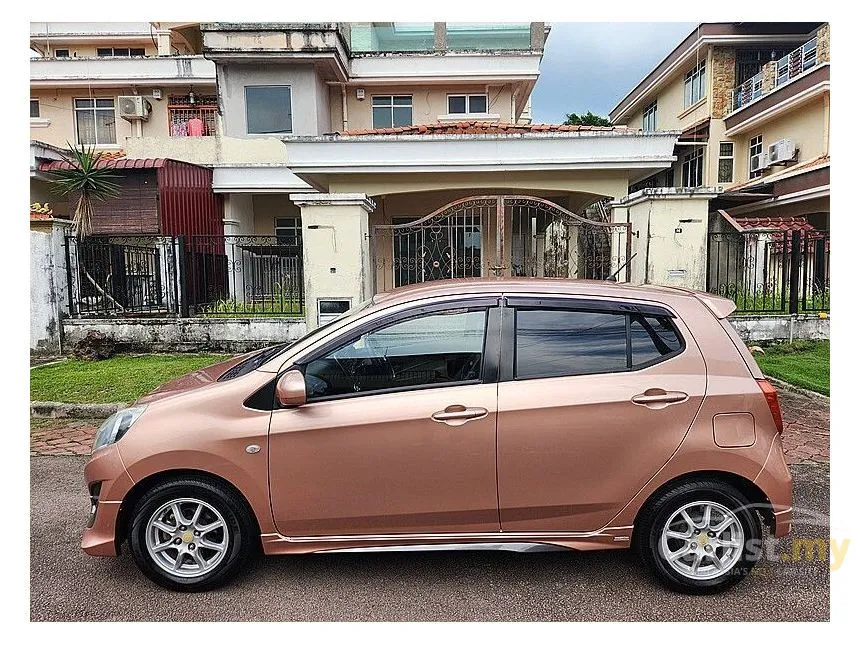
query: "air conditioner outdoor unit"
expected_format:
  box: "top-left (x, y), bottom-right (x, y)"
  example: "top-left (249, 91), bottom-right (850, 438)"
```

top-left (750, 152), bottom-right (767, 173)
top-left (768, 138), bottom-right (797, 165)
top-left (118, 95), bottom-right (152, 121)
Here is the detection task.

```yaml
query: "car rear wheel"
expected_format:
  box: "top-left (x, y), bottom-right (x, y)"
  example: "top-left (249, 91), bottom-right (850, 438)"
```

top-left (635, 479), bottom-right (762, 594)
top-left (128, 477), bottom-right (256, 592)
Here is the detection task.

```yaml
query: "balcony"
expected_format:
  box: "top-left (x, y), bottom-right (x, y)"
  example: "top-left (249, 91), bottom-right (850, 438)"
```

top-left (730, 37), bottom-right (820, 113)
top-left (347, 22), bottom-right (536, 54)
top-left (30, 55), bottom-right (215, 88)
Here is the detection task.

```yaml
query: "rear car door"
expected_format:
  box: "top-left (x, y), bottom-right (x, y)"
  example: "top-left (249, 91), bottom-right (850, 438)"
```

top-left (268, 299), bottom-right (502, 537)
top-left (496, 297), bottom-right (706, 533)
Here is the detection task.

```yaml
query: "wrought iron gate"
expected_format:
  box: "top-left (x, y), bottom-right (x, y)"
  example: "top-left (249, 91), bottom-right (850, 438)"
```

top-left (371, 195), bottom-right (632, 293)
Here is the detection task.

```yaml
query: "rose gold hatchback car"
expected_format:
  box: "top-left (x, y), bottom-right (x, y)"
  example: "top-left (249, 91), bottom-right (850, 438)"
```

top-left (82, 279), bottom-right (792, 594)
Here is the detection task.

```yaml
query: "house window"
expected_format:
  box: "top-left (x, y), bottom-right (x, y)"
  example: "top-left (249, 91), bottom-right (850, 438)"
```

top-left (74, 98), bottom-right (117, 146)
top-left (168, 94), bottom-right (218, 137)
top-left (245, 86), bottom-right (292, 135)
top-left (749, 134), bottom-right (763, 179)
top-left (642, 100), bottom-right (657, 131)
top-left (30, 99), bottom-right (40, 118)
top-left (54, 49), bottom-right (69, 58)
top-left (718, 142), bottom-right (734, 183)
top-left (684, 59), bottom-right (707, 108)
top-left (682, 147), bottom-right (704, 188)
top-left (372, 95), bottom-right (412, 128)
top-left (96, 47), bottom-right (145, 57)
top-left (275, 217), bottom-right (302, 247)
top-left (447, 94), bottom-right (489, 115)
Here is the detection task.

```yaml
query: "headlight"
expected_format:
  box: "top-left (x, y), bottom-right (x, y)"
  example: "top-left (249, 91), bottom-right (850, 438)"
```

top-left (93, 406), bottom-right (146, 452)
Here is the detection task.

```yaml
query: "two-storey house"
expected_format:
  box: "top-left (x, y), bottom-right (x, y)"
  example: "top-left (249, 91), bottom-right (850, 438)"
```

top-left (609, 22), bottom-right (830, 314)
top-left (610, 22), bottom-right (829, 229)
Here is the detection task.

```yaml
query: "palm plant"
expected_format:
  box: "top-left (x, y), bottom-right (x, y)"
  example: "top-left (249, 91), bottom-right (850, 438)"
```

top-left (49, 144), bottom-right (121, 239)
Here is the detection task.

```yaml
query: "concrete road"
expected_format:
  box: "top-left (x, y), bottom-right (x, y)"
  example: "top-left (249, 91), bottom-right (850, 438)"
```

top-left (31, 456), bottom-right (829, 621)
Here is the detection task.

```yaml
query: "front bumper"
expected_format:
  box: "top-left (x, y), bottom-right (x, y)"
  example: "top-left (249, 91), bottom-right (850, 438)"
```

top-left (81, 445), bottom-right (134, 557)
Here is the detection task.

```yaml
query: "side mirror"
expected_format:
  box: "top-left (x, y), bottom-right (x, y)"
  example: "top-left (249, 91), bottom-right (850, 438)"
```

top-left (276, 370), bottom-right (307, 407)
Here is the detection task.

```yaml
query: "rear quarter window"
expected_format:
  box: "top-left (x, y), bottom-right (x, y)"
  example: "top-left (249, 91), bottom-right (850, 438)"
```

top-left (513, 307), bottom-right (684, 379)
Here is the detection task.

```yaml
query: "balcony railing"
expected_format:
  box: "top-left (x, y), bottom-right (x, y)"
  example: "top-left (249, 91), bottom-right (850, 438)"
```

top-left (348, 22), bottom-right (535, 54)
top-left (775, 37), bottom-right (818, 88)
top-left (730, 36), bottom-right (820, 112)
top-left (30, 55), bottom-right (215, 86)
top-left (732, 71), bottom-right (763, 111)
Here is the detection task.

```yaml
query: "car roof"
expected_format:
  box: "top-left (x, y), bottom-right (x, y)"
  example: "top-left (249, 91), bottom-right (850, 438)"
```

top-left (372, 277), bottom-right (701, 307)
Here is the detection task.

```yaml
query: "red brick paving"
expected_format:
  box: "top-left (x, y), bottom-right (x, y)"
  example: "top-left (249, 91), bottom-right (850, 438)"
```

top-left (30, 418), bottom-right (99, 456)
top-left (777, 387), bottom-right (829, 464)
top-left (29, 386), bottom-right (828, 462)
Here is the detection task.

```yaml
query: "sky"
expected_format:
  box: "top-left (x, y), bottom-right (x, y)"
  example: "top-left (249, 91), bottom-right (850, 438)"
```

top-left (531, 22), bottom-right (697, 123)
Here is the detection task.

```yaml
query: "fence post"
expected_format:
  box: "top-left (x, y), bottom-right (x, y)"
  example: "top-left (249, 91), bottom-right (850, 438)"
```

top-left (176, 236), bottom-right (188, 318)
top-left (64, 236), bottom-right (76, 317)
top-left (788, 230), bottom-right (801, 315)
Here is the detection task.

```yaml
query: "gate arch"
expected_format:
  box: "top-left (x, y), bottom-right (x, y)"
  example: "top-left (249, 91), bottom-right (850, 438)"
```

top-left (371, 195), bottom-right (632, 293)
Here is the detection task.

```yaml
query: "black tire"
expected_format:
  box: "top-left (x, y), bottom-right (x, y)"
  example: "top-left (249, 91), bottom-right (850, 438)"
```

top-left (634, 478), bottom-right (762, 595)
top-left (128, 476), bottom-right (257, 592)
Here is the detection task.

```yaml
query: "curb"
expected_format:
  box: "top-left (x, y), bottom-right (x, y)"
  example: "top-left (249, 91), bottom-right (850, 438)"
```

top-left (30, 401), bottom-right (126, 419)
top-left (766, 376), bottom-right (830, 401)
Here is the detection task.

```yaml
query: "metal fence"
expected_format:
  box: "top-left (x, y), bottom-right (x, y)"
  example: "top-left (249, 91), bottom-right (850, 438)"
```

top-left (65, 234), bottom-right (304, 318)
top-left (707, 229), bottom-right (829, 314)
top-left (185, 235), bottom-right (304, 316)
top-left (65, 236), bottom-right (182, 316)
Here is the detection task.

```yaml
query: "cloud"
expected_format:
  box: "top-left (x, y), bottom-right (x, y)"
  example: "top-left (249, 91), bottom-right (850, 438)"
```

top-left (532, 22), bottom-right (698, 123)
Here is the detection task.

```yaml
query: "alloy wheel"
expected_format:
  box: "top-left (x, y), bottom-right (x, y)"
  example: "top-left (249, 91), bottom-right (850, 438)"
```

top-left (659, 500), bottom-right (745, 581)
top-left (144, 497), bottom-right (230, 579)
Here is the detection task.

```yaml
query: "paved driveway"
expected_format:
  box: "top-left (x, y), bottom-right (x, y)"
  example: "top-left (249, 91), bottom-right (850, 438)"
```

top-left (31, 457), bottom-right (829, 622)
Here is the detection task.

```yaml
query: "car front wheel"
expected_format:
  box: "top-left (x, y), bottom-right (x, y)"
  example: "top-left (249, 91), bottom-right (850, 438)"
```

top-left (635, 479), bottom-right (762, 594)
top-left (128, 477), bottom-right (256, 592)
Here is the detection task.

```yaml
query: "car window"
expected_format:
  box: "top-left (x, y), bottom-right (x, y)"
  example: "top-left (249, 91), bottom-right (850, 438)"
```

top-left (515, 309), bottom-right (628, 379)
top-left (630, 314), bottom-right (683, 367)
top-left (304, 309), bottom-right (487, 400)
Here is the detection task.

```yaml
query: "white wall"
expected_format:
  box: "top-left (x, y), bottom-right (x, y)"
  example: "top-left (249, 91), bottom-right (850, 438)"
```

top-left (613, 189), bottom-right (717, 290)
top-left (217, 62), bottom-right (331, 137)
top-left (30, 219), bottom-right (72, 354)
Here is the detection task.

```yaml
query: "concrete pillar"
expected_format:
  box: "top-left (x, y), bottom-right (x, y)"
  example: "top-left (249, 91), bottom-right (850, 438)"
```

top-left (434, 23), bottom-right (447, 51)
top-left (530, 23), bottom-right (546, 50)
top-left (710, 46), bottom-right (736, 118)
top-left (290, 193), bottom-right (376, 329)
top-left (30, 217), bottom-right (73, 355)
top-left (222, 193), bottom-right (254, 236)
top-left (155, 30), bottom-right (173, 56)
top-left (761, 61), bottom-right (777, 94)
top-left (611, 188), bottom-right (720, 290)
top-left (816, 23), bottom-right (830, 64)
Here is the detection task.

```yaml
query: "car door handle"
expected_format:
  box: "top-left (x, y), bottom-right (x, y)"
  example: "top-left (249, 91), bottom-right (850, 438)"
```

top-left (431, 405), bottom-right (488, 426)
top-left (631, 389), bottom-right (689, 408)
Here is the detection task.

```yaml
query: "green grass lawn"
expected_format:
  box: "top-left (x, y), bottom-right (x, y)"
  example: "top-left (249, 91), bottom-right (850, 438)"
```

top-left (30, 354), bottom-right (230, 404)
top-left (755, 340), bottom-right (830, 395)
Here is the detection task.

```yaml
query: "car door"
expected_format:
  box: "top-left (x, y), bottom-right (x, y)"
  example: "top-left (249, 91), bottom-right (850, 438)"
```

top-left (496, 297), bottom-right (706, 533)
top-left (268, 299), bottom-right (502, 538)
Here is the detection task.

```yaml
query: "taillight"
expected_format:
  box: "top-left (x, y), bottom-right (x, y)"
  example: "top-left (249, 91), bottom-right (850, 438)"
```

top-left (757, 378), bottom-right (784, 433)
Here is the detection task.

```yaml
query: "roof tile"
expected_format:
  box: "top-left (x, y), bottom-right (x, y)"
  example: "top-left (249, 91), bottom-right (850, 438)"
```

top-left (334, 121), bottom-right (628, 137)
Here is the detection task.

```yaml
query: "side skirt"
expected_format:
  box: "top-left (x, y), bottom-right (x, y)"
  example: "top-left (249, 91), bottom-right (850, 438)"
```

top-left (259, 527), bottom-right (634, 556)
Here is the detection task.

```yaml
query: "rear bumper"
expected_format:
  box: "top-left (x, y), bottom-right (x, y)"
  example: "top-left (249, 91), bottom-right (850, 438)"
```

top-left (81, 445), bottom-right (134, 557)
top-left (754, 434), bottom-right (794, 538)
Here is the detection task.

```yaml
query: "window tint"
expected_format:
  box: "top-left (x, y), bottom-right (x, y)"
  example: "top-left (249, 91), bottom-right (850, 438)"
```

top-left (304, 309), bottom-right (486, 399)
top-left (630, 315), bottom-right (682, 366)
top-left (245, 86), bottom-right (292, 134)
top-left (515, 309), bottom-right (627, 379)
